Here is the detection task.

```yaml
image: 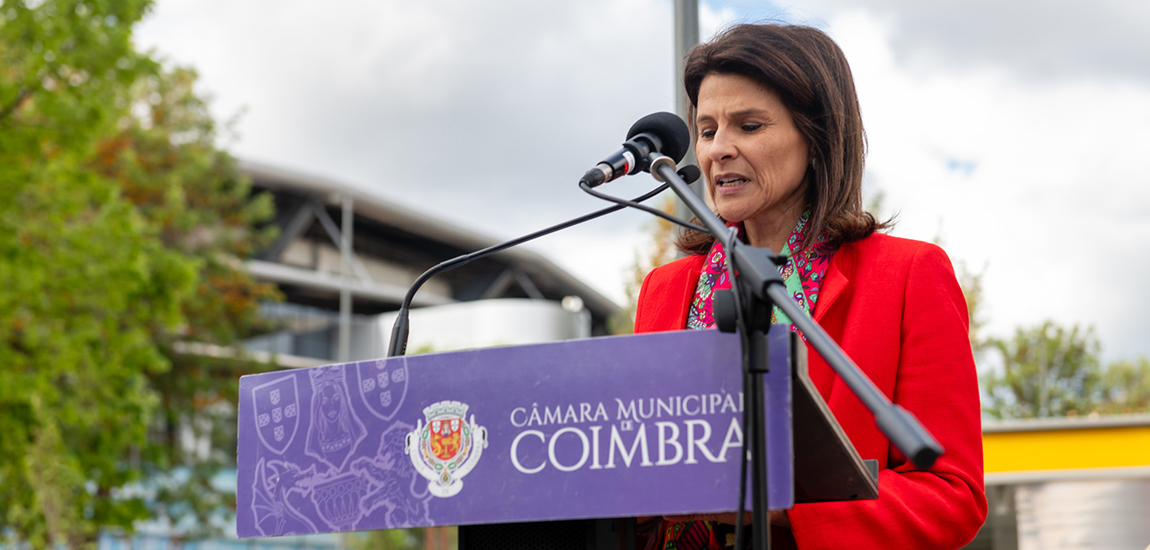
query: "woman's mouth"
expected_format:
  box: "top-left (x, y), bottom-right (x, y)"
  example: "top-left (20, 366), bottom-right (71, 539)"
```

top-left (716, 175), bottom-right (749, 187)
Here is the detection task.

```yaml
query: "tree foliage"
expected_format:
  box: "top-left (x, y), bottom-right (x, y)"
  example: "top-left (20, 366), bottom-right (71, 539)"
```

top-left (1096, 357), bottom-right (1150, 414)
top-left (1, 0), bottom-right (277, 547)
top-left (980, 321), bottom-right (1150, 419)
top-left (346, 525), bottom-right (456, 550)
top-left (953, 259), bottom-right (1150, 420)
top-left (981, 322), bottom-right (1102, 419)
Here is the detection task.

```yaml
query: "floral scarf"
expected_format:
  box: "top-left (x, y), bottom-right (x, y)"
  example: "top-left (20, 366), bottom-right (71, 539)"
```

top-left (687, 211), bottom-right (835, 334)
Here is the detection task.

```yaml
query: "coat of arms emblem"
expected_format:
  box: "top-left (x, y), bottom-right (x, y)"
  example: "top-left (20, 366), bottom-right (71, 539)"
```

top-left (355, 357), bottom-right (408, 421)
top-left (405, 400), bottom-right (488, 498)
top-left (251, 375), bottom-right (300, 455)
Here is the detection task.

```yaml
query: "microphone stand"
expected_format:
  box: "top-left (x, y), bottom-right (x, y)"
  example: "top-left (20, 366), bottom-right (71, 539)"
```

top-left (386, 176), bottom-right (695, 358)
top-left (644, 153), bottom-right (944, 550)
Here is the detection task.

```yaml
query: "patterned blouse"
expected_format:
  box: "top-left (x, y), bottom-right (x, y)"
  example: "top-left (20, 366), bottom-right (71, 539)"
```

top-left (686, 210), bottom-right (834, 332)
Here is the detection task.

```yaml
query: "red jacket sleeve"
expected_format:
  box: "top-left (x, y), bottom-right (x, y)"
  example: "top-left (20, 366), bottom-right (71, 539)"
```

top-left (786, 243), bottom-right (987, 549)
top-left (635, 255), bottom-right (705, 333)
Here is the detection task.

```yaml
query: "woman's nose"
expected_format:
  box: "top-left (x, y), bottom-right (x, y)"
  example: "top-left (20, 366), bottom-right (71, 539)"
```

top-left (708, 129), bottom-right (737, 162)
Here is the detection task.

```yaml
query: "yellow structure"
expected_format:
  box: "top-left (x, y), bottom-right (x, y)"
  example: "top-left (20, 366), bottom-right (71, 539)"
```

top-left (983, 414), bottom-right (1150, 483)
top-left (962, 415), bottom-right (1150, 550)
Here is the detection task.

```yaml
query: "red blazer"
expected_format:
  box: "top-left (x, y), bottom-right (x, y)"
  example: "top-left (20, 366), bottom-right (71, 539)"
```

top-left (635, 233), bottom-right (986, 549)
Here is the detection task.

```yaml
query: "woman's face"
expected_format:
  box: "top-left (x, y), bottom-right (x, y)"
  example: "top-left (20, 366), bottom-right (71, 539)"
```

top-left (694, 73), bottom-right (810, 229)
top-left (319, 385), bottom-right (343, 422)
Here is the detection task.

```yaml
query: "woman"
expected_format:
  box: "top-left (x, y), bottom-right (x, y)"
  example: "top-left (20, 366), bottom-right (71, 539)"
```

top-left (634, 24), bottom-right (986, 549)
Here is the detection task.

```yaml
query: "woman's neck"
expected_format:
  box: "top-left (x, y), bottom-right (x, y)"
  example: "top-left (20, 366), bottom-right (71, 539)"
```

top-left (742, 202), bottom-right (804, 253)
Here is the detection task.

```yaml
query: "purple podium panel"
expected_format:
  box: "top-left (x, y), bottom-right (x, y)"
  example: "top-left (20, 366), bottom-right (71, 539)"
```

top-left (237, 329), bottom-right (792, 537)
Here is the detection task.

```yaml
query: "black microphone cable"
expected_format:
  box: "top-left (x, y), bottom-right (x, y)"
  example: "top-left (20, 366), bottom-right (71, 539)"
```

top-left (578, 164), bottom-right (709, 234)
top-left (387, 182), bottom-right (683, 357)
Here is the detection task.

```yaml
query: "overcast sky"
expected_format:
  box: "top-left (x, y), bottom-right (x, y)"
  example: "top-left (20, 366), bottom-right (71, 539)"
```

top-left (135, 0), bottom-right (1150, 363)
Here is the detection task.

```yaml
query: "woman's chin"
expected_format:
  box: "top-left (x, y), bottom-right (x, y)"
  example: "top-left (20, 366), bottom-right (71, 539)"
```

top-left (714, 208), bottom-right (750, 225)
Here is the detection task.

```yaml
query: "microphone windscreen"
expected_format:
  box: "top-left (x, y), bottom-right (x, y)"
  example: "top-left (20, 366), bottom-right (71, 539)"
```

top-left (626, 112), bottom-right (691, 164)
top-left (677, 164), bottom-right (702, 184)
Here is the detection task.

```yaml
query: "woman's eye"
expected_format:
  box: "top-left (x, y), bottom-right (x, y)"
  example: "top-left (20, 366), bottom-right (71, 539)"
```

top-left (741, 123), bottom-right (762, 132)
top-left (699, 129), bottom-right (716, 139)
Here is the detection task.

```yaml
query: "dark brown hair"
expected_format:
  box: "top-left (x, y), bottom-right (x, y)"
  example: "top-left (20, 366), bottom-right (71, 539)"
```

top-left (676, 23), bottom-right (887, 255)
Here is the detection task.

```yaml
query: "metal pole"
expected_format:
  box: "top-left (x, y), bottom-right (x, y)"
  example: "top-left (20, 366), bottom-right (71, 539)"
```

top-left (674, 0), bottom-right (702, 223)
top-left (339, 195), bottom-right (353, 362)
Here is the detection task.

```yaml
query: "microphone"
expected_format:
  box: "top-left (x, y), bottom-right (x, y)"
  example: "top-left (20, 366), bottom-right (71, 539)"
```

top-left (578, 112), bottom-right (691, 188)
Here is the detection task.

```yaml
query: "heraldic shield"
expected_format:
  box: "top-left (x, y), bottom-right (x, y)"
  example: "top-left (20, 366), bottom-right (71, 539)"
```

top-left (405, 400), bottom-right (487, 498)
top-left (356, 357), bottom-right (408, 421)
top-left (252, 375), bottom-right (300, 455)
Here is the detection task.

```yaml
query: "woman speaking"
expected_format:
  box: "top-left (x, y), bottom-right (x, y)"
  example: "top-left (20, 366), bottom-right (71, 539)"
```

top-left (634, 24), bottom-right (987, 549)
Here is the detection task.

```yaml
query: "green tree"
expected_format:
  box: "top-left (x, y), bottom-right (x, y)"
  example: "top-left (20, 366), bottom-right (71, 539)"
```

top-left (346, 525), bottom-right (457, 550)
top-left (981, 322), bottom-right (1103, 419)
top-left (981, 321), bottom-right (1150, 419)
top-left (1096, 357), bottom-right (1150, 415)
top-left (98, 65), bottom-right (279, 540)
top-left (1, 0), bottom-right (277, 547)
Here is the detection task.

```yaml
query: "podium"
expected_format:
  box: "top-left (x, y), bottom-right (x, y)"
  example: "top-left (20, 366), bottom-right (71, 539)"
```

top-left (235, 329), bottom-right (877, 547)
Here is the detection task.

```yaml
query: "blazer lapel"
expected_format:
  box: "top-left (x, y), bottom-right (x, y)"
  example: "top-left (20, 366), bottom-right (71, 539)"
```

top-left (808, 245), bottom-right (853, 399)
top-left (673, 255), bottom-right (705, 329)
top-left (813, 247), bottom-right (850, 324)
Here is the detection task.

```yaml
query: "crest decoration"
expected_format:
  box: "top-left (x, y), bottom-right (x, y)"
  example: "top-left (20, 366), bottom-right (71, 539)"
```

top-left (405, 400), bottom-right (488, 498)
top-left (356, 356), bottom-right (409, 422)
top-left (251, 375), bottom-right (300, 455)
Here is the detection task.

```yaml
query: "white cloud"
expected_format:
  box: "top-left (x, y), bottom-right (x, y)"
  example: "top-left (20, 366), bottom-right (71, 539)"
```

top-left (136, 0), bottom-right (1150, 361)
top-left (800, 0), bottom-right (1150, 84)
top-left (699, 2), bottom-right (740, 40)
top-left (824, 10), bottom-right (1150, 360)
top-left (136, 0), bottom-right (688, 305)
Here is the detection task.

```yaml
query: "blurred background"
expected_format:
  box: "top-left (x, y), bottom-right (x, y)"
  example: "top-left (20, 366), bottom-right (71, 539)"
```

top-left (2, 0), bottom-right (1148, 549)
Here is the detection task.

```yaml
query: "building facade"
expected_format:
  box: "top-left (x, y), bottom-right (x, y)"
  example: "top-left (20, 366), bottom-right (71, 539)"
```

top-left (237, 161), bottom-right (621, 366)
